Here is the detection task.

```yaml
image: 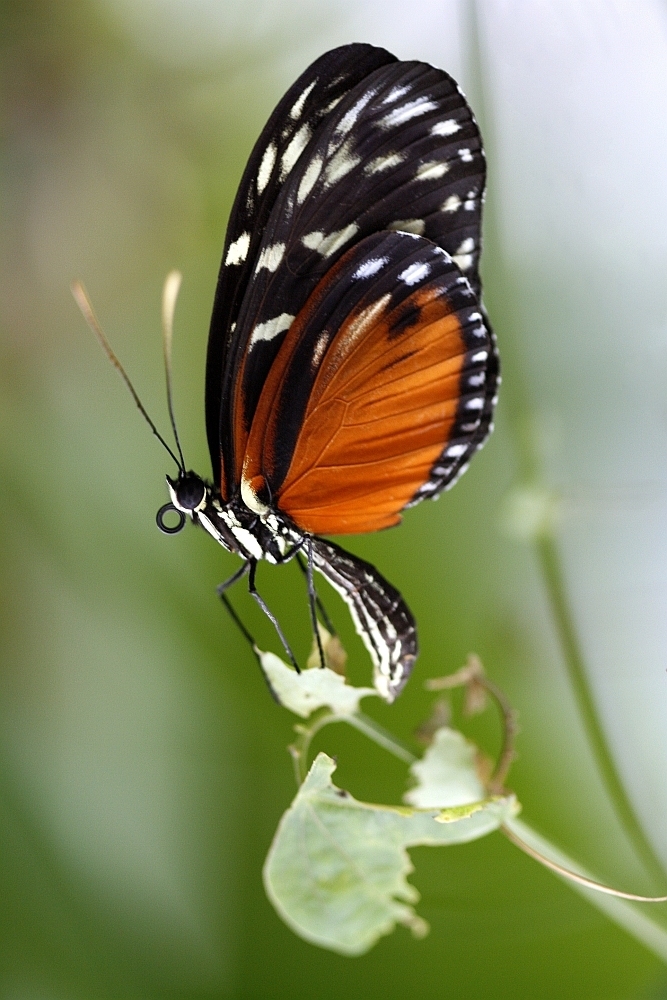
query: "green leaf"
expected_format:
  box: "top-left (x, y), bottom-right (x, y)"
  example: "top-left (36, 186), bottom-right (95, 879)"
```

top-left (263, 753), bottom-right (519, 955)
top-left (404, 726), bottom-right (486, 809)
top-left (257, 649), bottom-right (377, 718)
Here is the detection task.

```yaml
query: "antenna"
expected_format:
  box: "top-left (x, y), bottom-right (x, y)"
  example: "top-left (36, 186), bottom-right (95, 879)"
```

top-left (71, 279), bottom-right (185, 472)
top-left (161, 270), bottom-right (186, 472)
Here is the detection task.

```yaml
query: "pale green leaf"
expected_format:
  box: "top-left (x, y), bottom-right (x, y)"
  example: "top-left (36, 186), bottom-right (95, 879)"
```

top-left (263, 753), bottom-right (519, 955)
top-left (257, 649), bottom-right (377, 718)
top-left (404, 726), bottom-right (486, 809)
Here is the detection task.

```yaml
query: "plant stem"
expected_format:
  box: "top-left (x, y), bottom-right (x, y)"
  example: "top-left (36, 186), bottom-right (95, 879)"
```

top-left (426, 655), bottom-right (518, 793)
top-left (344, 712), bottom-right (417, 765)
top-left (536, 534), bottom-right (666, 886)
top-left (290, 708), bottom-right (336, 785)
top-left (290, 709), bottom-right (417, 786)
top-left (482, 674), bottom-right (519, 794)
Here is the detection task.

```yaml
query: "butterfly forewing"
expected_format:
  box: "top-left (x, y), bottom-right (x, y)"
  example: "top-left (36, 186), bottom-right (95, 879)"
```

top-left (241, 231), bottom-right (491, 535)
top-left (206, 43), bottom-right (398, 496)
top-left (212, 48), bottom-right (487, 496)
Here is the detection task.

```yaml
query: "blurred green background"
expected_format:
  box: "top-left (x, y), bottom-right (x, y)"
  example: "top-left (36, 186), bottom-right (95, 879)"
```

top-left (2, 1), bottom-right (667, 997)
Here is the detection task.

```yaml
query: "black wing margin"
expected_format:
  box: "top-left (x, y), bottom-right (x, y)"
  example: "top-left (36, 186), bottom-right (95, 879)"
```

top-left (405, 312), bottom-right (499, 508)
top-left (311, 537), bottom-right (417, 702)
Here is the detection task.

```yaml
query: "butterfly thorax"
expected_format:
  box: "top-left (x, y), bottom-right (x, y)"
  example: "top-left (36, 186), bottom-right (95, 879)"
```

top-left (166, 472), bottom-right (303, 564)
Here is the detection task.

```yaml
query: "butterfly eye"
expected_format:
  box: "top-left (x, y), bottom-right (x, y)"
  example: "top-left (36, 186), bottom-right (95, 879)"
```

top-left (156, 503), bottom-right (186, 534)
top-left (177, 474), bottom-right (207, 510)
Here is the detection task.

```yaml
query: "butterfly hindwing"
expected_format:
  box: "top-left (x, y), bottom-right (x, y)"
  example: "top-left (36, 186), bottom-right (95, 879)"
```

top-left (310, 537), bottom-right (417, 702)
top-left (240, 230), bottom-right (492, 535)
top-left (407, 308), bottom-right (499, 507)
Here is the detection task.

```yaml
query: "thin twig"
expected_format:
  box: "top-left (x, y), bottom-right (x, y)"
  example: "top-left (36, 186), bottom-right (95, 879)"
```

top-left (426, 654), bottom-right (518, 793)
top-left (503, 819), bottom-right (667, 903)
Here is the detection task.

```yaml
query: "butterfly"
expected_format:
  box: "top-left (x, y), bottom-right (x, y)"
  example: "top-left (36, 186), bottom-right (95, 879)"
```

top-left (75, 43), bottom-right (497, 703)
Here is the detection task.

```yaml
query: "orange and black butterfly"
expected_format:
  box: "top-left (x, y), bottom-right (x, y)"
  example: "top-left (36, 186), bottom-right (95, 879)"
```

top-left (79, 43), bottom-right (498, 702)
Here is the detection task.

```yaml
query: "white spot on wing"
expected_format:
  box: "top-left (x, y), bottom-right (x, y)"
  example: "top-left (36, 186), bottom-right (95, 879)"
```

top-left (453, 237), bottom-right (475, 272)
top-left (290, 79), bottom-right (317, 120)
top-left (441, 195), bottom-right (461, 213)
top-left (415, 160), bottom-right (450, 181)
top-left (363, 151), bottom-right (405, 175)
top-left (353, 256), bottom-right (389, 280)
top-left (458, 147), bottom-right (473, 163)
top-left (249, 312), bottom-right (294, 347)
top-left (472, 350), bottom-right (488, 363)
top-left (257, 143), bottom-right (276, 194)
top-left (383, 84), bottom-right (411, 104)
top-left (302, 223), bottom-right (359, 257)
top-left (297, 156), bottom-right (322, 203)
top-left (387, 219), bottom-right (425, 235)
top-left (380, 97), bottom-right (437, 129)
top-left (330, 294), bottom-right (391, 365)
top-left (336, 90), bottom-right (375, 134)
top-left (431, 119), bottom-right (461, 137)
top-left (324, 139), bottom-right (361, 186)
top-left (446, 443), bottom-right (467, 458)
top-left (280, 124), bottom-right (311, 181)
top-left (225, 232), bottom-right (250, 266)
top-left (311, 332), bottom-right (329, 368)
top-left (398, 261), bottom-right (431, 286)
top-left (465, 397), bottom-right (484, 410)
top-left (302, 230), bottom-right (324, 251)
top-left (254, 241), bottom-right (285, 273)
top-left (323, 94), bottom-right (344, 114)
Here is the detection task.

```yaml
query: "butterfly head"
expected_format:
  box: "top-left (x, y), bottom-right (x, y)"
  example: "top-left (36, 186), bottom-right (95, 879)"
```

top-left (156, 472), bottom-right (207, 535)
top-left (166, 472), bottom-right (207, 513)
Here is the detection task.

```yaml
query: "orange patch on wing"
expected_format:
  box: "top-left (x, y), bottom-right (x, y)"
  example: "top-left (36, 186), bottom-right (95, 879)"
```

top-left (241, 254), bottom-right (352, 498)
top-left (277, 288), bottom-right (466, 534)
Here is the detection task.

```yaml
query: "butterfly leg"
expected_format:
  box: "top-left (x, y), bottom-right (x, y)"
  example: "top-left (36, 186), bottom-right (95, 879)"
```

top-left (217, 559), bottom-right (252, 595)
top-left (304, 537), bottom-right (326, 669)
top-left (247, 559), bottom-right (300, 672)
top-left (295, 551), bottom-right (336, 637)
top-left (216, 560), bottom-right (258, 649)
